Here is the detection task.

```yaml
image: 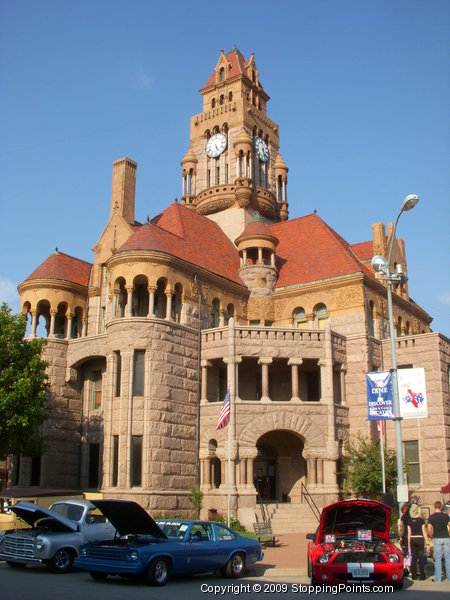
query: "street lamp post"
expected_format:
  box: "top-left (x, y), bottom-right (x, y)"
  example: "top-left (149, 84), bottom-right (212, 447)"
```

top-left (371, 194), bottom-right (419, 507)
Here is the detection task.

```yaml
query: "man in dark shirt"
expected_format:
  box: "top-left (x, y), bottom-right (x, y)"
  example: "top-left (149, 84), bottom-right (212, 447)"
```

top-left (427, 501), bottom-right (450, 583)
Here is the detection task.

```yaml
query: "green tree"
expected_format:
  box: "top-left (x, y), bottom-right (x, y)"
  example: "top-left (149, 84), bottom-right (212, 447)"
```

top-left (341, 433), bottom-right (397, 500)
top-left (187, 485), bottom-right (203, 518)
top-left (0, 303), bottom-right (49, 457)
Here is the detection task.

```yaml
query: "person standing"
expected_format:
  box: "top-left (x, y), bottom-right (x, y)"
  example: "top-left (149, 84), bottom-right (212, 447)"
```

top-left (427, 500), bottom-right (450, 583)
top-left (408, 504), bottom-right (429, 580)
top-left (398, 505), bottom-right (410, 556)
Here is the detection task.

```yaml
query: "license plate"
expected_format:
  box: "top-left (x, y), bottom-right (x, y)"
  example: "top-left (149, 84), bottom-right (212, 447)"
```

top-left (351, 567), bottom-right (370, 578)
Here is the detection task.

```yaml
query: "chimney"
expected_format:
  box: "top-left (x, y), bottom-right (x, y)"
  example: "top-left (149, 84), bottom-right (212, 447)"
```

top-left (110, 157), bottom-right (137, 225)
top-left (371, 222), bottom-right (386, 257)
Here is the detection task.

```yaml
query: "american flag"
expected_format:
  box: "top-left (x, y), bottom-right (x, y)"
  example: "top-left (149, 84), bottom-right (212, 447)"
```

top-left (376, 420), bottom-right (385, 436)
top-left (216, 389), bottom-right (231, 431)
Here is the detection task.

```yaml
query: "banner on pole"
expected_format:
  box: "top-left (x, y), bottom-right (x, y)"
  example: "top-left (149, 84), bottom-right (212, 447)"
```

top-left (398, 368), bottom-right (427, 419)
top-left (366, 372), bottom-right (394, 421)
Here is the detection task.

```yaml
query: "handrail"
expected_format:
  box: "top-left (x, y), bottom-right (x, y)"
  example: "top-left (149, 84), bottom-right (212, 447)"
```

top-left (301, 482), bottom-right (321, 522)
top-left (254, 479), bottom-right (270, 523)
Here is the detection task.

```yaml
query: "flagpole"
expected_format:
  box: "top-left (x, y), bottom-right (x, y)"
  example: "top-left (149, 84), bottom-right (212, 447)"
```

top-left (227, 395), bottom-right (231, 528)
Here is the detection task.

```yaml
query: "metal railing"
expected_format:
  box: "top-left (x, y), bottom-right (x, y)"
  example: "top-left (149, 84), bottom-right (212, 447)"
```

top-left (301, 482), bottom-right (321, 522)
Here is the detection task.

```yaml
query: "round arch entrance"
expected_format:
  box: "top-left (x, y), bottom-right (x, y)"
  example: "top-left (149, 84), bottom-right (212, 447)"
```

top-left (253, 430), bottom-right (307, 503)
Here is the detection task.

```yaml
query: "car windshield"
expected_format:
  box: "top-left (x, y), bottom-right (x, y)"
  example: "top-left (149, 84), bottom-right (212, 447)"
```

top-left (322, 504), bottom-right (387, 536)
top-left (51, 503), bottom-right (84, 522)
top-left (156, 521), bottom-right (189, 539)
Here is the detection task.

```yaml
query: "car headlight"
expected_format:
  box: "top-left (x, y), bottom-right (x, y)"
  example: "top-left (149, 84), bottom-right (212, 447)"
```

top-left (388, 553), bottom-right (400, 563)
top-left (36, 538), bottom-right (45, 551)
top-left (318, 554), bottom-right (331, 563)
top-left (80, 547), bottom-right (87, 558)
top-left (129, 551), bottom-right (139, 561)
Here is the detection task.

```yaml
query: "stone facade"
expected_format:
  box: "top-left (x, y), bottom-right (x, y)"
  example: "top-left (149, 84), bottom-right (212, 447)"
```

top-left (12, 49), bottom-right (449, 525)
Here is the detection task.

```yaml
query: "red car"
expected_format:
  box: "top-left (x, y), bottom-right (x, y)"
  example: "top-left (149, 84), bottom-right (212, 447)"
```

top-left (306, 499), bottom-right (403, 588)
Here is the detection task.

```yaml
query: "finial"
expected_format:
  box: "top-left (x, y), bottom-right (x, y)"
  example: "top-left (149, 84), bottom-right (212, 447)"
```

top-left (146, 215), bottom-right (150, 223)
top-left (252, 211), bottom-right (262, 221)
top-left (54, 247), bottom-right (59, 255)
top-left (175, 197), bottom-right (178, 203)
top-left (314, 209), bottom-right (317, 214)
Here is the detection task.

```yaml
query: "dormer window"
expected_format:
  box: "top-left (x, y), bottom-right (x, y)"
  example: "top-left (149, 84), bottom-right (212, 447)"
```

top-left (219, 67), bottom-right (225, 81)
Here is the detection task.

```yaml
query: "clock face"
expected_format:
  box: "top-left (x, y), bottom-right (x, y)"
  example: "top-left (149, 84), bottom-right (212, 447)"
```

top-left (205, 133), bottom-right (227, 158)
top-left (254, 136), bottom-right (269, 162)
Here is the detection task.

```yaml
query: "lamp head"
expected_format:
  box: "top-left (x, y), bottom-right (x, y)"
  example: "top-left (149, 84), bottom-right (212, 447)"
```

top-left (401, 194), bottom-right (419, 212)
top-left (371, 255), bottom-right (388, 273)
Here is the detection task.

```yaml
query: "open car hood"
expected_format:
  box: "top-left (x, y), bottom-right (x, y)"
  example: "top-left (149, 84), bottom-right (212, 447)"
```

top-left (9, 501), bottom-right (78, 532)
top-left (318, 499), bottom-right (391, 541)
top-left (92, 500), bottom-right (167, 539)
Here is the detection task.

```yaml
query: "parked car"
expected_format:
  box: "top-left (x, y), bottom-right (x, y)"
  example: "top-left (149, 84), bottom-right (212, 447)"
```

top-left (75, 499), bottom-right (263, 585)
top-left (0, 499), bottom-right (116, 573)
top-left (306, 499), bottom-right (403, 588)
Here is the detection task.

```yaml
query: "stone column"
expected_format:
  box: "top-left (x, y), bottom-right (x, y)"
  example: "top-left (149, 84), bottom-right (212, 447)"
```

top-left (258, 357), bottom-right (272, 402)
top-left (242, 249), bottom-right (247, 265)
top-left (288, 358), bottom-right (302, 401)
top-left (66, 313), bottom-right (74, 339)
top-left (165, 290), bottom-right (174, 320)
top-left (148, 286), bottom-right (156, 317)
top-left (257, 247), bottom-right (263, 263)
top-left (125, 286), bottom-right (134, 317)
top-left (201, 360), bottom-right (211, 402)
top-left (30, 310), bottom-right (38, 337)
top-left (340, 365), bottom-right (347, 405)
top-left (320, 321), bottom-right (336, 443)
top-left (316, 459), bottom-right (324, 484)
top-left (49, 309), bottom-right (57, 338)
top-left (308, 458), bottom-right (317, 484)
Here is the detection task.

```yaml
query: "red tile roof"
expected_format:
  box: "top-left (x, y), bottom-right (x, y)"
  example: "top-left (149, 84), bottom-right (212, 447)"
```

top-left (201, 48), bottom-right (266, 93)
top-left (350, 241), bottom-right (373, 262)
top-left (117, 202), bottom-right (243, 286)
top-left (24, 252), bottom-right (92, 287)
top-left (269, 214), bottom-right (374, 288)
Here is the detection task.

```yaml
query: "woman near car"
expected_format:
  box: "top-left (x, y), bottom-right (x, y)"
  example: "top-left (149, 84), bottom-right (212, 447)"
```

top-left (407, 504), bottom-right (430, 580)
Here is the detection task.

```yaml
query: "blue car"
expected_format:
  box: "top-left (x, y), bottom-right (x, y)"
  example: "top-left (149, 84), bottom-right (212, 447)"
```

top-left (75, 500), bottom-right (263, 585)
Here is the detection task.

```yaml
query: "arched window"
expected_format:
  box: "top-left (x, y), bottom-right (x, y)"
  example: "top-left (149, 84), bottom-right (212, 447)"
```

top-left (219, 94), bottom-right (225, 105)
top-left (132, 276), bottom-right (149, 317)
top-left (228, 91), bottom-right (233, 101)
top-left (117, 278), bottom-right (127, 318)
top-left (210, 298), bottom-right (220, 328)
top-left (154, 279), bottom-right (167, 319)
top-left (293, 307), bottom-right (307, 329)
top-left (219, 67), bottom-right (225, 81)
top-left (226, 303), bottom-right (234, 323)
top-left (172, 283), bottom-right (183, 324)
top-left (405, 321), bottom-right (411, 335)
top-left (396, 316), bottom-right (402, 337)
top-left (314, 303), bottom-right (328, 329)
top-left (211, 98), bottom-right (216, 108)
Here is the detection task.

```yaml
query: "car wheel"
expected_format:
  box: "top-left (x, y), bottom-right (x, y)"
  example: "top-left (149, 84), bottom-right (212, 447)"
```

top-left (90, 571), bottom-right (108, 581)
top-left (225, 553), bottom-right (246, 578)
top-left (46, 548), bottom-right (75, 573)
top-left (146, 558), bottom-right (170, 586)
top-left (6, 561), bottom-right (26, 569)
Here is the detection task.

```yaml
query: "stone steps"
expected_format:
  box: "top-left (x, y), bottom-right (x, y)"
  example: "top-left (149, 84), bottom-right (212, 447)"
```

top-left (256, 502), bottom-right (320, 534)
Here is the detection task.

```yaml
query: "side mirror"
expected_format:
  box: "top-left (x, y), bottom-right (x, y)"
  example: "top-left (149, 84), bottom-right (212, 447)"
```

top-left (306, 533), bottom-right (316, 540)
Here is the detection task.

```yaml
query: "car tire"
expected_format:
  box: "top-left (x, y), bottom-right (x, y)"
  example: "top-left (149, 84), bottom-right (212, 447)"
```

top-left (90, 571), bottom-right (108, 581)
top-left (46, 548), bottom-right (75, 573)
top-left (146, 557), bottom-right (170, 586)
top-left (6, 561), bottom-right (26, 569)
top-left (224, 553), bottom-right (246, 578)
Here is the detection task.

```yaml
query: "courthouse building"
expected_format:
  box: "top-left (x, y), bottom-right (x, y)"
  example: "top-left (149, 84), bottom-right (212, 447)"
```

top-left (14, 49), bottom-right (449, 528)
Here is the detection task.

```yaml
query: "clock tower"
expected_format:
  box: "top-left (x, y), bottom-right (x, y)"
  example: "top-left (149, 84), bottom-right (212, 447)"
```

top-left (180, 48), bottom-right (289, 243)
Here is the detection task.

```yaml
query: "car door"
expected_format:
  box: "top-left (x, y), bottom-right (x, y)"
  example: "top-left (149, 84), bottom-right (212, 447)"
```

top-left (184, 523), bottom-right (221, 573)
top-left (213, 523), bottom-right (239, 566)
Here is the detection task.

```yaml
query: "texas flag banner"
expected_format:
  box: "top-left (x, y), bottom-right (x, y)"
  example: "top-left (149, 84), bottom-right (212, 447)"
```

top-left (216, 389), bottom-right (231, 431)
top-left (398, 368), bottom-right (428, 419)
top-left (366, 371), bottom-right (394, 421)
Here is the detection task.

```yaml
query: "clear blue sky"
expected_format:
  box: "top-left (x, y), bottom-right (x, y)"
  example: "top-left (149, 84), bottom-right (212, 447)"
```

top-left (1, 0), bottom-right (449, 334)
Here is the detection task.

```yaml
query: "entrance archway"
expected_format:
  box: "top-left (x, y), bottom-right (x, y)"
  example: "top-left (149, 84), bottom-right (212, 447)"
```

top-left (254, 430), bottom-right (307, 503)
